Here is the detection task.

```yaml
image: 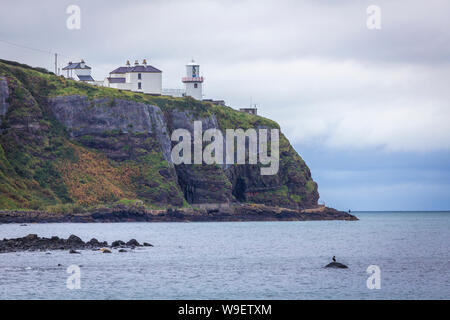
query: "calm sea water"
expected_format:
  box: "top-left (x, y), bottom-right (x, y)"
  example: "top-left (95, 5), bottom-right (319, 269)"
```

top-left (0, 211), bottom-right (449, 300)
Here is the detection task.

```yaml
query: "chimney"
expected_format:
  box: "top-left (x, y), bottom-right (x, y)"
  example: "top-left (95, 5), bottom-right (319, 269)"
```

top-left (134, 60), bottom-right (139, 66)
top-left (80, 59), bottom-right (85, 68)
top-left (142, 59), bottom-right (147, 66)
top-left (126, 60), bottom-right (130, 67)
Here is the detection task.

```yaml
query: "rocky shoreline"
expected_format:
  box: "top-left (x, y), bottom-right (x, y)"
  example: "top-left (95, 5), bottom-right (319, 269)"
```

top-left (0, 234), bottom-right (153, 253)
top-left (0, 203), bottom-right (357, 224)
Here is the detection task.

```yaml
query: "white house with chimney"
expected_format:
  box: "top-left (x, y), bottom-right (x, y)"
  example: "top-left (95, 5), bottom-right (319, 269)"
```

top-left (62, 59), bottom-right (95, 84)
top-left (103, 59), bottom-right (162, 95)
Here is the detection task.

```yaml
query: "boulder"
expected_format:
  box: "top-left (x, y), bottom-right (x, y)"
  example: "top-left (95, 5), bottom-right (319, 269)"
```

top-left (143, 242), bottom-right (153, 247)
top-left (111, 240), bottom-right (125, 247)
top-left (325, 262), bottom-right (348, 269)
top-left (24, 234), bottom-right (38, 240)
top-left (67, 235), bottom-right (84, 244)
top-left (0, 234), bottom-right (148, 253)
top-left (126, 239), bottom-right (140, 247)
top-left (87, 238), bottom-right (100, 246)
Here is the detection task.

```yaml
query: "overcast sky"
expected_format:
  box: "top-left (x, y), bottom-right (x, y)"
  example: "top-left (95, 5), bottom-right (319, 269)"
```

top-left (1, 0), bottom-right (449, 210)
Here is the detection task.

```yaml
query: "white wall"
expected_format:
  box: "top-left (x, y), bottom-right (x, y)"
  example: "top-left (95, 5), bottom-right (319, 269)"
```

top-left (103, 72), bottom-right (161, 94)
top-left (185, 82), bottom-right (202, 100)
top-left (128, 72), bottom-right (162, 94)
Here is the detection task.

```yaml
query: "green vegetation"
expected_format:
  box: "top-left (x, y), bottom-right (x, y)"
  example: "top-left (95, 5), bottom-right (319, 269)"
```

top-left (210, 104), bottom-right (279, 131)
top-left (0, 59), bottom-right (318, 212)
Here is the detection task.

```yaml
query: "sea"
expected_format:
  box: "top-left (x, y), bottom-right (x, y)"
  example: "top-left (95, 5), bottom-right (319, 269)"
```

top-left (0, 211), bottom-right (449, 299)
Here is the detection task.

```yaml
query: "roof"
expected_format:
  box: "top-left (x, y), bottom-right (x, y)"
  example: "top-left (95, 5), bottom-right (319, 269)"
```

top-left (62, 62), bottom-right (91, 70)
top-left (107, 77), bottom-right (126, 83)
top-left (110, 65), bottom-right (162, 74)
top-left (187, 59), bottom-right (199, 66)
top-left (77, 75), bottom-right (94, 81)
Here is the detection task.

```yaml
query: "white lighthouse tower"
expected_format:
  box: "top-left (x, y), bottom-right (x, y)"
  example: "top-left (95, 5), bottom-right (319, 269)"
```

top-left (182, 59), bottom-right (204, 100)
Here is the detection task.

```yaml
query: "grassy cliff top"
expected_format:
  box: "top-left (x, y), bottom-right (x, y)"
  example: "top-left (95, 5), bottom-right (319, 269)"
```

top-left (0, 59), bottom-right (279, 131)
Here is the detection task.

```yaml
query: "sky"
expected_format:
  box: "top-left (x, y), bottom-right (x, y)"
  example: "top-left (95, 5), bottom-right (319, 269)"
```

top-left (1, 0), bottom-right (449, 210)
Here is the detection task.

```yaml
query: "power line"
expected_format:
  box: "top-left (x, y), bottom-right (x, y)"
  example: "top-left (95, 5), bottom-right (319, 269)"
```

top-left (0, 38), bottom-right (82, 74)
top-left (0, 38), bottom-right (116, 77)
top-left (0, 38), bottom-right (54, 55)
top-left (0, 38), bottom-right (78, 61)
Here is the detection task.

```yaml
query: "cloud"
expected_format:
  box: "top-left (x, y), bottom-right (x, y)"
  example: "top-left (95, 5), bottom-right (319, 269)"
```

top-left (205, 58), bottom-right (450, 152)
top-left (1, 0), bottom-right (449, 152)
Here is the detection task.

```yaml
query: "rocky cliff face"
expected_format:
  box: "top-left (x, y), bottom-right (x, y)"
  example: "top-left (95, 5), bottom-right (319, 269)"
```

top-left (0, 59), bottom-right (319, 211)
top-left (0, 76), bottom-right (9, 117)
top-left (48, 95), bottom-right (173, 162)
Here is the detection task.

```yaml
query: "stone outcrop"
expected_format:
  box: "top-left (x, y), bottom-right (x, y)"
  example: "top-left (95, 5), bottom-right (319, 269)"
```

top-left (325, 262), bottom-right (349, 269)
top-left (0, 204), bottom-right (357, 223)
top-left (0, 59), bottom-right (342, 220)
top-left (49, 95), bottom-right (172, 162)
top-left (0, 76), bottom-right (9, 117)
top-left (0, 234), bottom-right (151, 253)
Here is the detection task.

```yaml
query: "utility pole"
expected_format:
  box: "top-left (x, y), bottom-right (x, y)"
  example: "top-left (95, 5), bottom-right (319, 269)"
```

top-left (54, 53), bottom-right (57, 75)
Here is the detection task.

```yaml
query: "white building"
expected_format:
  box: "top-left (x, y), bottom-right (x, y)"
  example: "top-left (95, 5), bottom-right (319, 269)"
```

top-left (62, 60), bottom-right (95, 84)
top-left (182, 60), bottom-right (204, 100)
top-left (104, 59), bottom-right (162, 95)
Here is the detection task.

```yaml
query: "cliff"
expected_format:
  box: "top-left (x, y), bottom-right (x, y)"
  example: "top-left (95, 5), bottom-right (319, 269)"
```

top-left (0, 59), bottom-right (353, 221)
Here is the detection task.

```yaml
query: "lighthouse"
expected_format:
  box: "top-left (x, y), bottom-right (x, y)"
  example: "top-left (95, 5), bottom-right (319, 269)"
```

top-left (182, 59), bottom-right (203, 100)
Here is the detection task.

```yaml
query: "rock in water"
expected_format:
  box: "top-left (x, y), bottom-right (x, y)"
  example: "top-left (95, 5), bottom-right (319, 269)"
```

top-left (126, 239), bottom-right (140, 247)
top-left (0, 235), bottom-right (147, 253)
top-left (111, 240), bottom-right (125, 247)
top-left (67, 235), bottom-right (84, 244)
top-left (69, 249), bottom-right (81, 254)
top-left (325, 262), bottom-right (348, 269)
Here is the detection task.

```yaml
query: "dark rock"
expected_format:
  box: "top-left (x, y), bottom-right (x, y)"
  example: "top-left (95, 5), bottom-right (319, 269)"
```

top-left (143, 242), bottom-right (153, 247)
top-left (67, 235), bottom-right (84, 244)
top-left (24, 234), bottom-right (38, 240)
top-left (111, 240), bottom-right (125, 247)
top-left (325, 262), bottom-right (348, 269)
top-left (126, 239), bottom-right (140, 247)
top-left (0, 235), bottom-right (136, 253)
top-left (87, 238), bottom-right (100, 246)
top-left (102, 249), bottom-right (112, 253)
top-left (118, 249), bottom-right (127, 252)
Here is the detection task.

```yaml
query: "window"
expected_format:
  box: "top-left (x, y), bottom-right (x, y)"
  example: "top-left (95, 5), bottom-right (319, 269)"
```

top-left (138, 73), bottom-right (141, 80)
top-left (194, 83), bottom-right (198, 88)
top-left (138, 82), bottom-right (142, 89)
